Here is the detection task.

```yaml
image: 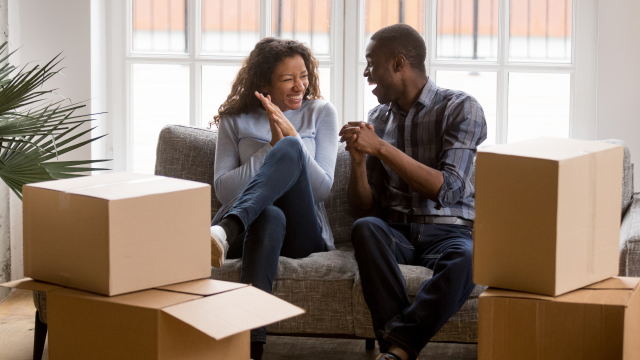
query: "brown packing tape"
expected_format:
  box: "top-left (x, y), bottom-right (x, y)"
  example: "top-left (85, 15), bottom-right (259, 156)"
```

top-left (58, 192), bottom-right (70, 210)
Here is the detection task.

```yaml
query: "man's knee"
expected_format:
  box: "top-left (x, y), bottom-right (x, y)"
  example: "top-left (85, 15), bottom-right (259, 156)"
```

top-left (442, 241), bottom-right (473, 265)
top-left (351, 217), bottom-right (386, 247)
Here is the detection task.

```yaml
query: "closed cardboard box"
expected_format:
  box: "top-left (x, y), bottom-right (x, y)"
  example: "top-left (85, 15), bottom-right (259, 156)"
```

top-left (479, 277), bottom-right (640, 360)
top-left (474, 137), bottom-right (623, 296)
top-left (2, 278), bottom-right (304, 360)
top-left (23, 172), bottom-right (211, 296)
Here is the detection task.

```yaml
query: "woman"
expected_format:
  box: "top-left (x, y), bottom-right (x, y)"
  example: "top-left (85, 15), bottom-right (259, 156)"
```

top-left (209, 38), bottom-right (338, 359)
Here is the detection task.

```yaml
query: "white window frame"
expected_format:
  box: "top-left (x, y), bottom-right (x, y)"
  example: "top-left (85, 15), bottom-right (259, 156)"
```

top-left (106, 0), bottom-right (343, 172)
top-left (104, 0), bottom-right (598, 171)
top-left (341, 0), bottom-right (599, 144)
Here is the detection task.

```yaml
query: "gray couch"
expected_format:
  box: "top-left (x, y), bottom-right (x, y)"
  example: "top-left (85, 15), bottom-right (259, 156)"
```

top-left (32, 125), bottom-right (640, 352)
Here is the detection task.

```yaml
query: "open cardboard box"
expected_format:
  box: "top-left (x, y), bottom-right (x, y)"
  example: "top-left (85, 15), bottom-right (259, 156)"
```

top-left (479, 277), bottom-right (640, 360)
top-left (23, 172), bottom-right (212, 296)
top-left (474, 137), bottom-right (624, 296)
top-left (2, 278), bottom-right (304, 360)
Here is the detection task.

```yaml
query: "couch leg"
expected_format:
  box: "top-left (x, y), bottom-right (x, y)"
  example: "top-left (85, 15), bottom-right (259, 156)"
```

top-left (366, 338), bottom-right (376, 350)
top-left (33, 311), bottom-right (47, 360)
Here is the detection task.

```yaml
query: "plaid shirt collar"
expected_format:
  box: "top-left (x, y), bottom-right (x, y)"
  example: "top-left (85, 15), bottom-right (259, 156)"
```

top-left (388, 77), bottom-right (438, 116)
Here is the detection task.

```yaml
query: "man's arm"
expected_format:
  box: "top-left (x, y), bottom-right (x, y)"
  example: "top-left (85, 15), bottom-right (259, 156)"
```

top-left (340, 123), bottom-right (375, 210)
top-left (346, 151), bottom-right (374, 210)
top-left (345, 94), bottom-right (487, 206)
top-left (375, 142), bottom-right (444, 201)
top-left (344, 122), bottom-right (443, 202)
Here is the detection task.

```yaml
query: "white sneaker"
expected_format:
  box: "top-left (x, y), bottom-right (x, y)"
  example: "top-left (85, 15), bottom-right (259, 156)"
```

top-left (210, 225), bottom-right (229, 268)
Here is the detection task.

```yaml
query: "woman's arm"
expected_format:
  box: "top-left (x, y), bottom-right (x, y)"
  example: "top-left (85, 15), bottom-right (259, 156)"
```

top-left (213, 117), bottom-right (272, 205)
top-left (294, 101), bottom-right (339, 204)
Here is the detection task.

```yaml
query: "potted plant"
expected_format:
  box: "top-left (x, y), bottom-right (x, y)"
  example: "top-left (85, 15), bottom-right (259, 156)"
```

top-left (0, 41), bottom-right (108, 199)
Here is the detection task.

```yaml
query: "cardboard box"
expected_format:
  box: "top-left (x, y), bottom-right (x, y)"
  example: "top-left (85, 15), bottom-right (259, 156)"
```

top-left (479, 277), bottom-right (640, 360)
top-left (2, 278), bottom-right (305, 360)
top-left (23, 172), bottom-right (211, 296)
top-left (474, 137), bottom-right (623, 296)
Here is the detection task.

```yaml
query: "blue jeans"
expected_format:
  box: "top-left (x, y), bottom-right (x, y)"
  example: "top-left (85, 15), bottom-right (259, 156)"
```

top-left (351, 217), bottom-right (475, 360)
top-left (224, 137), bottom-right (327, 343)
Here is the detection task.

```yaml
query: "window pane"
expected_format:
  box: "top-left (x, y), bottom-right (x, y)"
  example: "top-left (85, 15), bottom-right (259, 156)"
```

top-left (435, 71), bottom-right (497, 146)
top-left (132, 0), bottom-right (187, 54)
top-left (318, 67), bottom-right (331, 101)
top-left (202, 65), bottom-right (242, 128)
top-left (272, 0), bottom-right (332, 56)
top-left (436, 0), bottom-right (499, 60)
top-left (132, 64), bottom-right (190, 174)
top-left (201, 0), bottom-right (260, 55)
top-left (363, 72), bottom-right (378, 121)
top-left (509, 0), bottom-right (572, 62)
top-left (364, 0), bottom-right (426, 56)
top-left (508, 73), bottom-right (570, 143)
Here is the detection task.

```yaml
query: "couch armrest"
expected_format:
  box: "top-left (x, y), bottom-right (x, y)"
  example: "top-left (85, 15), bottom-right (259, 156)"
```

top-left (620, 193), bottom-right (640, 277)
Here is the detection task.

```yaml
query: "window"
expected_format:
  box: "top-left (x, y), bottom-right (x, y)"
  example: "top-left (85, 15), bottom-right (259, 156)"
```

top-left (107, 0), bottom-right (597, 172)
top-left (116, 0), bottom-right (342, 173)
top-left (343, 0), bottom-right (598, 147)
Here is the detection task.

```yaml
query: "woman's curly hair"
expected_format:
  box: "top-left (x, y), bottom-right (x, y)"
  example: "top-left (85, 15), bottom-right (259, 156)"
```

top-left (212, 38), bottom-right (323, 127)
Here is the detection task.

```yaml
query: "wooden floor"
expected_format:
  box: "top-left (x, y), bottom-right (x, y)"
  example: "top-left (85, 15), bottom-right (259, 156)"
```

top-left (0, 289), bottom-right (477, 360)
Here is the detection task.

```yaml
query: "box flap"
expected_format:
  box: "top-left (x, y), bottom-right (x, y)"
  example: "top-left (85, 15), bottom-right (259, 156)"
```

top-left (25, 172), bottom-right (209, 201)
top-left (0, 278), bottom-right (64, 292)
top-left (480, 288), bottom-right (553, 301)
top-left (157, 279), bottom-right (247, 296)
top-left (53, 288), bottom-right (202, 309)
top-left (161, 286), bottom-right (305, 340)
top-left (584, 276), bottom-right (640, 290)
top-left (478, 137), bottom-right (622, 162)
top-left (481, 279), bottom-right (637, 307)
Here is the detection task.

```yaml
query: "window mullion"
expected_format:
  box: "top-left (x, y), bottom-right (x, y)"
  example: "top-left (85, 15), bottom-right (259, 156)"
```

top-left (343, 0), bottom-right (359, 124)
top-left (426, 0), bottom-right (435, 75)
top-left (260, 0), bottom-right (272, 39)
top-left (190, 0), bottom-right (198, 127)
top-left (496, 0), bottom-right (510, 144)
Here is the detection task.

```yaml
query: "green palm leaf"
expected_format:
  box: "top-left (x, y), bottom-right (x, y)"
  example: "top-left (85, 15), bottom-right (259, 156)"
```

top-left (0, 41), bottom-right (110, 199)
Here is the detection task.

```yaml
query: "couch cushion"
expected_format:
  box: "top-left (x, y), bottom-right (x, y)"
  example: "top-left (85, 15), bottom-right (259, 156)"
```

top-left (352, 266), bottom-right (485, 343)
top-left (210, 249), bottom-right (359, 335)
top-left (324, 143), bottom-right (359, 245)
top-left (600, 139), bottom-right (634, 216)
top-left (155, 125), bottom-right (222, 217)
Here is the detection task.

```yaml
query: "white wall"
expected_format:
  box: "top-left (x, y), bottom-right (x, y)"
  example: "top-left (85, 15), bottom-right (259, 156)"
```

top-left (597, 0), bottom-right (640, 190)
top-left (7, 0), bottom-right (94, 283)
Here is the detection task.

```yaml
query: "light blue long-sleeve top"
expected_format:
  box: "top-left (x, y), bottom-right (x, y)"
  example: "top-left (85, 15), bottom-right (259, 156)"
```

top-left (212, 99), bottom-right (339, 250)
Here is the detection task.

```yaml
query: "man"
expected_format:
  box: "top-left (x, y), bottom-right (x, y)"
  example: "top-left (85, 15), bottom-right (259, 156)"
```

top-left (340, 24), bottom-right (487, 360)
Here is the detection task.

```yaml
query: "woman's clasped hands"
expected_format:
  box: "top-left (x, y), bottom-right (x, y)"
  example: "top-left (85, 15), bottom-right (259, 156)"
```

top-left (255, 91), bottom-right (298, 147)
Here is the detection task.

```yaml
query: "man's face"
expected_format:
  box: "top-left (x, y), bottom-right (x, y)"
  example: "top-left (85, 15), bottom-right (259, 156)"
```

top-left (363, 40), bottom-right (400, 105)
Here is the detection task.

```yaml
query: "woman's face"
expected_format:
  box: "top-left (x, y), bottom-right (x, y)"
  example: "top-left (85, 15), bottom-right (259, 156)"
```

top-left (264, 55), bottom-right (309, 112)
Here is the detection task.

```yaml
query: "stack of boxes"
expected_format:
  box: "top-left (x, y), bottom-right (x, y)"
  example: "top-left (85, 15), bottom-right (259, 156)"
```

top-left (1, 172), bottom-right (303, 359)
top-left (473, 137), bottom-right (640, 359)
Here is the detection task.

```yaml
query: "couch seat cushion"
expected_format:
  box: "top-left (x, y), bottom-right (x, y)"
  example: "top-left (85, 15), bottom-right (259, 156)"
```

top-left (210, 249), bottom-right (358, 335)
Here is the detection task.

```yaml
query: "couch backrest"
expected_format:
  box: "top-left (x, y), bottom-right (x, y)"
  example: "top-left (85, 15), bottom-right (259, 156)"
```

top-left (155, 125), bottom-right (635, 245)
top-left (154, 125), bottom-right (358, 245)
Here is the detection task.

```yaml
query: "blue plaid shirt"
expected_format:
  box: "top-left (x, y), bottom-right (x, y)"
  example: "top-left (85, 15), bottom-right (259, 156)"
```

top-left (366, 77), bottom-right (487, 221)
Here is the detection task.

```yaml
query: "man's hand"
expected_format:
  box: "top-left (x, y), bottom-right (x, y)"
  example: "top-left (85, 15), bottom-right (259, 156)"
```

top-left (343, 122), bottom-right (384, 157)
top-left (339, 123), bottom-right (371, 164)
top-left (255, 92), bottom-right (298, 140)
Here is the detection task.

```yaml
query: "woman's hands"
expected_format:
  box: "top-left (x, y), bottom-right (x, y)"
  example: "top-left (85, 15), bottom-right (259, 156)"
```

top-left (255, 91), bottom-right (298, 146)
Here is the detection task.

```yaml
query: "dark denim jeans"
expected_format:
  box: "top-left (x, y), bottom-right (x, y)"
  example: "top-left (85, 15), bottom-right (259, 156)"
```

top-left (351, 217), bottom-right (475, 360)
top-left (224, 137), bottom-right (327, 343)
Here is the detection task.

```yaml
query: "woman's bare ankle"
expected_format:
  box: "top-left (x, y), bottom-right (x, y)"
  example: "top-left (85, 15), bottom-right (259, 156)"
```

top-left (388, 345), bottom-right (409, 360)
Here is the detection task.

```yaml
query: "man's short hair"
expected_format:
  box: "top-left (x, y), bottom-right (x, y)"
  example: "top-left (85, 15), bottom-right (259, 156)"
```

top-left (370, 24), bottom-right (427, 74)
